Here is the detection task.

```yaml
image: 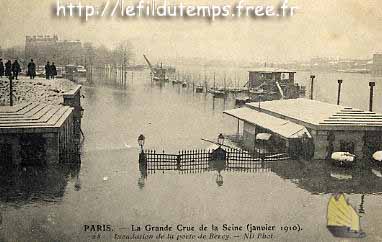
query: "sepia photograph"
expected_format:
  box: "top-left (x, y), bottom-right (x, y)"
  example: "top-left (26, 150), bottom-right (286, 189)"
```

top-left (0, 0), bottom-right (382, 241)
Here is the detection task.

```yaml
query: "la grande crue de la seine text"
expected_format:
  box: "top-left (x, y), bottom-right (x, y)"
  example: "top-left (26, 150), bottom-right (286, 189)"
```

top-left (132, 224), bottom-right (278, 233)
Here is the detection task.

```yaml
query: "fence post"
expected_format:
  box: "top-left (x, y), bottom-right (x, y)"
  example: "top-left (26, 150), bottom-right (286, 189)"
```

top-left (176, 154), bottom-right (181, 171)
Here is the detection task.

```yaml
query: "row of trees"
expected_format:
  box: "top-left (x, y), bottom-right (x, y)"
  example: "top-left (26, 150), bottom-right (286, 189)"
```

top-left (0, 40), bottom-right (135, 69)
top-left (81, 41), bottom-right (136, 69)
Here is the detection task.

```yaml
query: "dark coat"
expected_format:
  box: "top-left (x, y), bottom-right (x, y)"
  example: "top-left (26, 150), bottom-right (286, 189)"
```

top-left (45, 64), bottom-right (51, 76)
top-left (27, 62), bottom-right (36, 76)
top-left (5, 61), bottom-right (12, 76)
top-left (11, 61), bottom-right (21, 74)
top-left (51, 64), bottom-right (57, 76)
top-left (0, 61), bottom-right (4, 76)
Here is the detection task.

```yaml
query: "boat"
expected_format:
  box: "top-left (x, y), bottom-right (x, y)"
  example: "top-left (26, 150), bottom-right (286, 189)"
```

top-left (331, 152), bottom-right (356, 167)
top-left (245, 68), bottom-right (306, 100)
top-left (208, 88), bottom-right (226, 98)
top-left (143, 54), bottom-right (169, 82)
top-left (153, 75), bottom-right (169, 82)
top-left (195, 85), bottom-right (204, 93)
top-left (327, 193), bottom-right (366, 238)
top-left (235, 96), bottom-right (250, 106)
top-left (225, 87), bottom-right (247, 93)
top-left (208, 73), bottom-right (227, 98)
top-left (171, 72), bottom-right (182, 84)
top-left (172, 76), bottom-right (182, 84)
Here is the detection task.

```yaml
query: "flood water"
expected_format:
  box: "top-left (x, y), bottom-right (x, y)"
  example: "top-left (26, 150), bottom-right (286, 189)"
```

top-left (1, 69), bottom-right (382, 242)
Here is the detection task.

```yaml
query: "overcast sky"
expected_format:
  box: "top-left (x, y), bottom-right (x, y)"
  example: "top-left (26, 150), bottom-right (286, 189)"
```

top-left (1, 0), bottom-right (382, 62)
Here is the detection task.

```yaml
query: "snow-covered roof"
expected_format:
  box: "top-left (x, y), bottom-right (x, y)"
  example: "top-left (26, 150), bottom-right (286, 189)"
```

top-left (224, 107), bottom-right (310, 139)
top-left (245, 98), bottom-right (382, 130)
top-left (0, 102), bottom-right (73, 133)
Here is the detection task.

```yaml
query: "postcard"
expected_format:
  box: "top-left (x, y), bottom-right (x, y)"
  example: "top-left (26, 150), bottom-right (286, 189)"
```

top-left (1, 1), bottom-right (382, 241)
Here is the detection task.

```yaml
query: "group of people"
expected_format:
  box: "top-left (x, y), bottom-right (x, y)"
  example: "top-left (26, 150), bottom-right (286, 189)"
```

top-left (0, 59), bottom-right (58, 80)
top-left (44, 61), bottom-right (57, 80)
top-left (26, 59), bottom-right (57, 80)
top-left (0, 59), bottom-right (21, 80)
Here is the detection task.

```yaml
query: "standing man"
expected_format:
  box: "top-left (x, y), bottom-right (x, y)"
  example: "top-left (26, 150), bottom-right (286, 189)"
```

top-left (50, 62), bottom-right (57, 79)
top-left (45, 61), bottom-right (51, 80)
top-left (11, 60), bottom-right (21, 80)
top-left (0, 59), bottom-right (4, 78)
top-left (27, 59), bottom-right (36, 79)
top-left (5, 60), bottom-right (12, 78)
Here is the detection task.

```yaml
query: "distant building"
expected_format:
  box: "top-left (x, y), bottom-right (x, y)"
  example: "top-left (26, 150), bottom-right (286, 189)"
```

top-left (372, 54), bottom-right (382, 76)
top-left (310, 57), bottom-right (334, 71)
top-left (25, 35), bottom-right (82, 66)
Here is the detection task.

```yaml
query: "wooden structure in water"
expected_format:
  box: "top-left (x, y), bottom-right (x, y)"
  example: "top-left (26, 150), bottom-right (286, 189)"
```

top-left (0, 86), bottom-right (83, 165)
top-left (245, 68), bottom-right (305, 101)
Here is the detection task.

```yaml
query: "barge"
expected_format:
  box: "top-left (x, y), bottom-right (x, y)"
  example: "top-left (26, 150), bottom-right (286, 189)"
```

top-left (236, 68), bottom-right (305, 104)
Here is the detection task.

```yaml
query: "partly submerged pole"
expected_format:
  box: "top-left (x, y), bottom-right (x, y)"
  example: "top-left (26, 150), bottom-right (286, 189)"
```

top-left (310, 75), bottom-right (315, 100)
top-left (213, 72), bottom-right (216, 89)
top-left (337, 80), bottom-right (343, 105)
top-left (369, 82), bottom-right (375, 112)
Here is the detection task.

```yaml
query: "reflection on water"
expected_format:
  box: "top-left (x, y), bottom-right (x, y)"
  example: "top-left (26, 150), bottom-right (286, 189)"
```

top-left (271, 160), bottom-right (382, 195)
top-left (140, 153), bottom-right (380, 233)
top-left (140, 153), bottom-right (382, 195)
top-left (0, 163), bottom-right (81, 205)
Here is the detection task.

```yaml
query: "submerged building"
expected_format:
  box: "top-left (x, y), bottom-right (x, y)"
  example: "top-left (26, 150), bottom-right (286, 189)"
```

top-left (224, 98), bottom-right (382, 160)
top-left (0, 86), bottom-right (83, 165)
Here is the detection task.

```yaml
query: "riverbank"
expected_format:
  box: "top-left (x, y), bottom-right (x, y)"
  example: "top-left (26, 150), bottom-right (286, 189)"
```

top-left (0, 76), bottom-right (77, 106)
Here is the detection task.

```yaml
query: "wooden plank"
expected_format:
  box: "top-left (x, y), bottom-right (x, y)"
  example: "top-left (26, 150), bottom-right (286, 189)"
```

top-left (322, 119), bottom-right (382, 123)
top-left (328, 117), bottom-right (382, 120)
top-left (0, 106), bottom-right (61, 123)
top-left (0, 102), bottom-right (33, 114)
top-left (0, 103), bottom-right (42, 117)
top-left (0, 107), bottom-right (72, 128)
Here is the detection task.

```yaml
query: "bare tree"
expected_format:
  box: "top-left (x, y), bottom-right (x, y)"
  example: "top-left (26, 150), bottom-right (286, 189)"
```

top-left (113, 40), bottom-right (135, 83)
